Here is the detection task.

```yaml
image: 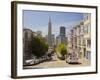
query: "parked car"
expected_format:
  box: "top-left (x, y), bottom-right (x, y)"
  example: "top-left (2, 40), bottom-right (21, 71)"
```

top-left (25, 59), bottom-right (35, 65)
top-left (34, 59), bottom-right (40, 64)
top-left (39, 58), bottom-right (43, 62)
top-left (66, 52), bottom-right (78, 64)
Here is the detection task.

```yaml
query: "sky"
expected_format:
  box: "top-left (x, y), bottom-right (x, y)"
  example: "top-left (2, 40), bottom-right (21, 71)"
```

top-left (23, 10), bottom-right (83, 37)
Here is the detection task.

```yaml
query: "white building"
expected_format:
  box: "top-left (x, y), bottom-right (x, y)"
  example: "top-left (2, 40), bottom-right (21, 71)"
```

top-left (83, 13), bottom-right (91, 60)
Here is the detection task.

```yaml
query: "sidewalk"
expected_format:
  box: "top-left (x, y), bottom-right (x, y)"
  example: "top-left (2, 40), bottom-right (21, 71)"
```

top-left (78, 58), bottom-right (91, 66)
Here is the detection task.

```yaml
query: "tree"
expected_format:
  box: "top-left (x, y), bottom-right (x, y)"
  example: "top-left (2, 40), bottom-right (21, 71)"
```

top-left (57, 43), bottom-right (67, 59)
top-left (31, 36), bottom-right (49, 57)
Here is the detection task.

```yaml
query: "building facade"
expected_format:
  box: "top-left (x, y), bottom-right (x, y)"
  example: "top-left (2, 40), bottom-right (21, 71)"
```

top-left (23, 28), bottom-right (33, 65)
top-left (83, 13), bottom-right (91, 60)
top-left (68, 13), bottom-right (91, 61)
top-left (23, 28), bottom-right (41, 65)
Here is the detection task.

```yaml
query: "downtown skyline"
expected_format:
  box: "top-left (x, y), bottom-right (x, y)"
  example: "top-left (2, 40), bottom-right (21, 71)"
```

top-left (23, 10), bottom-right (83, 37)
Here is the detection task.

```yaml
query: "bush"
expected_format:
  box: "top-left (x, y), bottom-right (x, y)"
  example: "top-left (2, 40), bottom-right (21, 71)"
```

top-left (31, 36), bottom-right (49, 57)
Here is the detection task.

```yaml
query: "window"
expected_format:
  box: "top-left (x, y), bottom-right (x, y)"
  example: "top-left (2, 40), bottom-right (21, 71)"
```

top-left (87, 39), bottom-right (91, 48)
top-left (88, 24), bottom-right (91, 33)
top-left (86, 51), bottom-right (91, 60)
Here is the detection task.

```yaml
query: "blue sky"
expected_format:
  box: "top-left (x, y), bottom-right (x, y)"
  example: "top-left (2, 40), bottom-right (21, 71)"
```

top-left (23, 10), bottom-right (83, 37)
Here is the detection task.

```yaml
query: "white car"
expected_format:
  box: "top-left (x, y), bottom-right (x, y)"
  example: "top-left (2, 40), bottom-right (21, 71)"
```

top-left (66, 52), bottom-right (78, 64)
top-left (25, 59), bottom-right (33, 65)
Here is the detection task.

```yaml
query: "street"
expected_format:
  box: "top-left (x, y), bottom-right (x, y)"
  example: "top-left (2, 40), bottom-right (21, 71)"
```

top-left (23, 53), bottom-right (90, 69)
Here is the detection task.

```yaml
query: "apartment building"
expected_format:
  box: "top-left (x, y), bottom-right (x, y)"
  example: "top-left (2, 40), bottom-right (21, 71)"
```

top-left (83, 14), bottom-right (91, 60)
top-left (68, 13), bottom-right (91, 60)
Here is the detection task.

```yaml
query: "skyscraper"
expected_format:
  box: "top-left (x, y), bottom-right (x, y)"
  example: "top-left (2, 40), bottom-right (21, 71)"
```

top-left (51, 34), bottom-right (55, 46)
top-left (48, 17), bottom-right (52, 47)
top-left (60, 26), bottom-right (66, 36)
top-left (60, 26), bottom-right (67, 44)
top-left (56, 26), bottom-right (67, 46)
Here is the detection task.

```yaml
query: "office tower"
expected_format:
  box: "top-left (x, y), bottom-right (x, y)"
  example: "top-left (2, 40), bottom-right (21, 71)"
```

top-left (60, 26), bottom-right (66, 36)
top-left (56, 26), bottom-right (67, 46)
top-left (48, 17), bottom-right (52, 47)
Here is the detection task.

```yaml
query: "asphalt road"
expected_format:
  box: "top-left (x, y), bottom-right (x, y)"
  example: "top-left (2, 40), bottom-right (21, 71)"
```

top-left (23, 53), bottom-right (90, 69)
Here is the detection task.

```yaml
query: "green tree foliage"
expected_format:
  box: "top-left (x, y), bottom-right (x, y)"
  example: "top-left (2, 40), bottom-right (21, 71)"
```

top-left (57, 43), bottom-right (67, 56)
top-left (31, 36), bottom-right (49, 57)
